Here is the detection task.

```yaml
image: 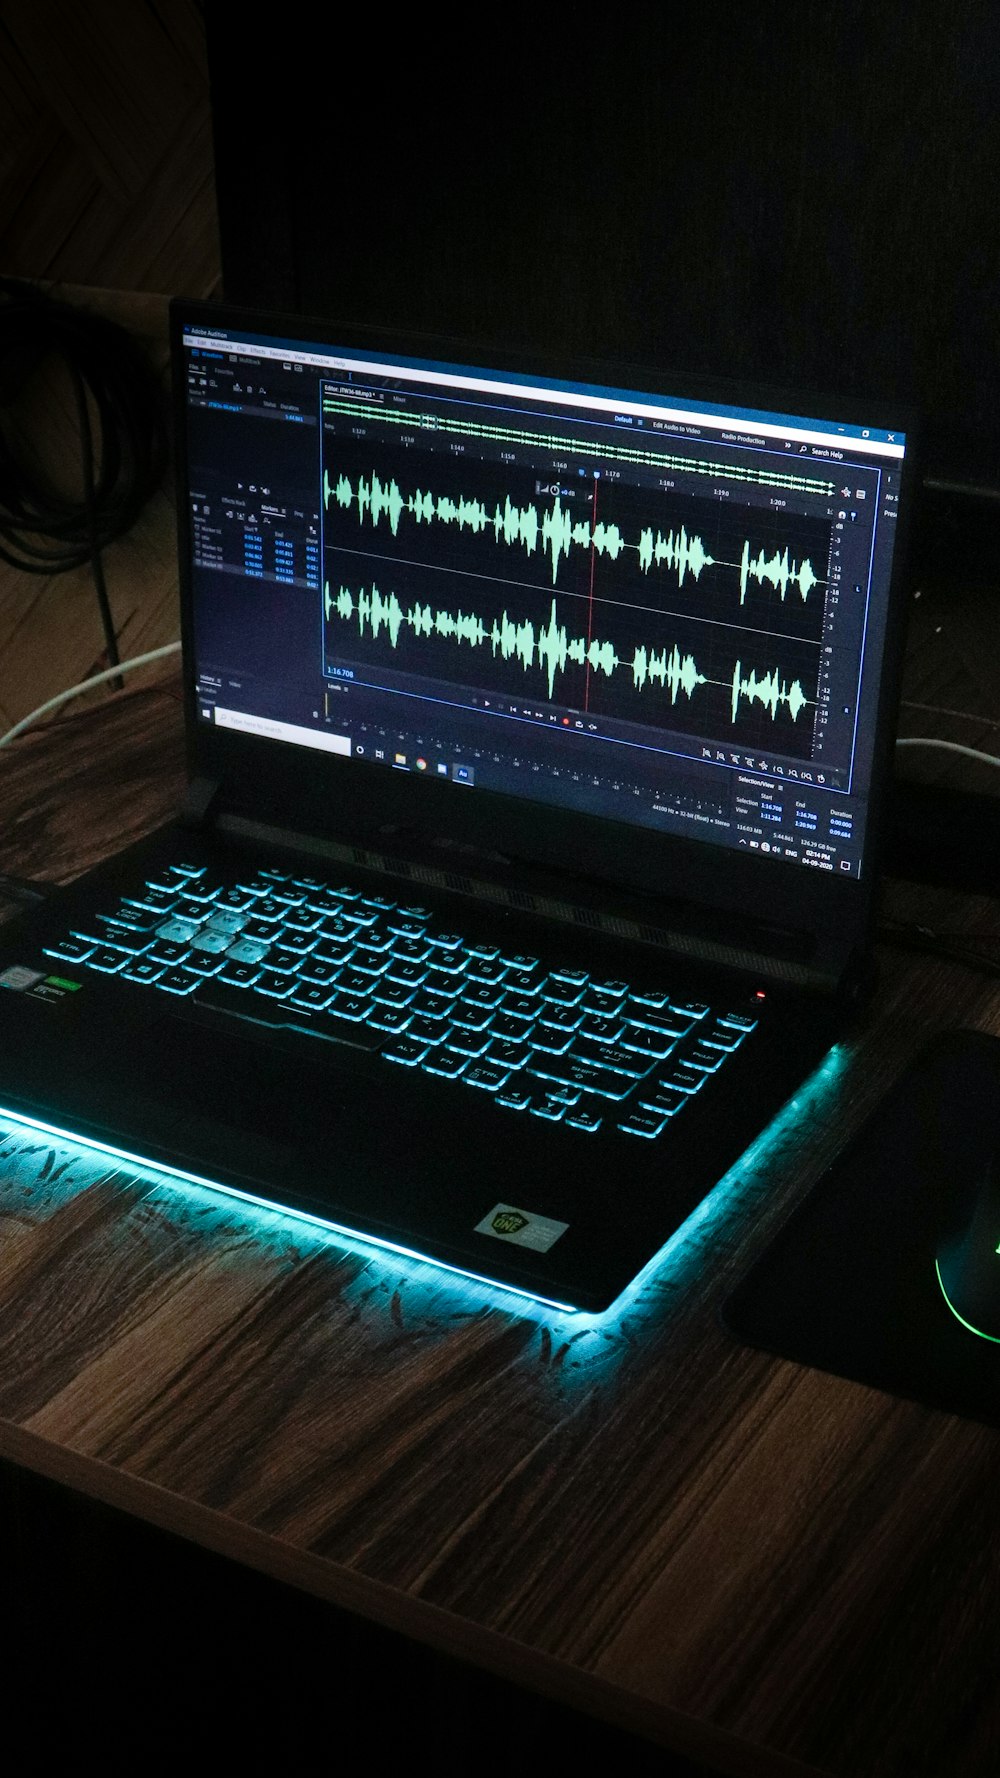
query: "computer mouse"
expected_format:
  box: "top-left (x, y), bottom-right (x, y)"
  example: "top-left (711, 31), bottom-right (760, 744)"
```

top-left (935, 1150), bottom-right (1000, 1342)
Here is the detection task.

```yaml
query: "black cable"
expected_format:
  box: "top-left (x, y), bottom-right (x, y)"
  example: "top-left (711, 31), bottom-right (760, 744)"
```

top-left (0, 279), bottom-right (168, 683)
top-left (0, 874), bottom-right (54, 908)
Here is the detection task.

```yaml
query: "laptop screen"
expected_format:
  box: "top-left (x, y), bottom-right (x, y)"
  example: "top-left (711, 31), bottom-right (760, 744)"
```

top-left (178, 314), bottom-right (908, 884)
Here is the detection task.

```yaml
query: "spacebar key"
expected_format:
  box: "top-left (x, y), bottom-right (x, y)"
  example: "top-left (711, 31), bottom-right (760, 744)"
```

top-left (195, 981), bottom-right (384, 1052)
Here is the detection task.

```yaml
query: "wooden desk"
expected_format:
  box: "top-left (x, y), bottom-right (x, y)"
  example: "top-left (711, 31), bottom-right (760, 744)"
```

top-left (2, 683), bottom-right (1000, 1778)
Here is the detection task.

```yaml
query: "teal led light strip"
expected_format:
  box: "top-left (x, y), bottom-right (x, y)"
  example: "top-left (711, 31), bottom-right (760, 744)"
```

top-left (934, 1256), bottom-right (1000, 1345)
top-left (0, 1043), bottom-right (851, 1339)
top-left (0, 1104), bottom-right (577, 1317)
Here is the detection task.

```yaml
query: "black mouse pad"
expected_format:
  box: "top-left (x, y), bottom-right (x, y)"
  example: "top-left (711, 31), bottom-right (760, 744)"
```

top-left (723, 1029), bottom-right (1000, 1429)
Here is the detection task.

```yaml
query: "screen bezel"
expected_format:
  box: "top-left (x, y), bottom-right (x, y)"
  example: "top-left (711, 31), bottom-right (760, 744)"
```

top-left (171, 298), bottom-right (917, 966)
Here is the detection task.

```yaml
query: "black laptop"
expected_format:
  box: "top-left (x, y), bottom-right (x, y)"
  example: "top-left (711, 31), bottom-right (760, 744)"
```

top-left (0, 302), bottom-right (914, 1312)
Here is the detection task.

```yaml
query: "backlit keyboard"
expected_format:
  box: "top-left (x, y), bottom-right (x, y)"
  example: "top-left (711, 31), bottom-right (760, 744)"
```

top-left (44, 862), bottom-right (758, 1141)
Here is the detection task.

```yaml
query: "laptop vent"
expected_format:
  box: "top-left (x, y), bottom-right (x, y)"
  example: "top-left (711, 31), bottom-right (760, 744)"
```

top-left (219, 818), bottom-right (822, 988)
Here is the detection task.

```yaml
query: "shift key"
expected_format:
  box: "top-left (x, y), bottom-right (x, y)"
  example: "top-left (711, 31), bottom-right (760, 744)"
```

top-left (528, 1056), bottom-right (633, 1101)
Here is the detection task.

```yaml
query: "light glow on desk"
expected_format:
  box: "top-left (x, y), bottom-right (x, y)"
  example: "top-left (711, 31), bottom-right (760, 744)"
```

top-left (0, 1045), bottom-right (849, 1346)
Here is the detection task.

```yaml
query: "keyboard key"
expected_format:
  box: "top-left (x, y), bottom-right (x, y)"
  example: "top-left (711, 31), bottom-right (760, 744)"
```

top-left (529, 1093), bottom-right (566, 1122)
top-left (123, 889), bottom-right (176, 915)
top-left (624, 1005), bottom-right (688, 1037)
top-left (450, 1002), bottom-right (492, 1033)
top-left (717, 1011), bottom-right (758, 1034)
top-left (487, 1039), bottom-right (532, 1070)
top-left (282, 910), bottom-right (323, 933)
top-left (386, 917), bottom-right (431, 940)
top-left (255, 972), bottom-right (295, 999)
top-left (491, 1012), bottom-right (537, 1043)
top-left (504, 969), bottom-right (541, 995)
top-left (156, 918), bottom-right (202, 945)
top-left (88, 946), bottom-right (131, 973)
top-left (670, 1000), bottom-right (709, 1020)
top-left (155, 966), bottom-right (202, 995)
top-left (495, 1085), bottom-right (532, 1111)
top-left (449, 1030), bottom-right (491, 1057)
top-left (122, 957), bottom-right (166, 984)
top-left (540, 977), bottom-right (585, 1006)
top-left (337, 966), bottom-right (379, 995)
top-left (579, 1013), bottom-right (625, 1043)
top-left (562, 1109), bottom-right (597, 1137)
top-left (224, 938), bottom-right (272, 965)
top-left (274, 930), bottom-right (319, 956)
top-left (325, 992), bottom-right (371, 1021)
top-left (423, 1048), bottom-right (469, 1079)
top-left (215, 889), bottom-right (256, 912)
top-left (530, 1027), bottom-right (575, 1055)
top-left (503, 993), bottom-right (540, 1020)
top-left (368, 1005), bottom-right (413, 1034)
top-left (385, 958), bottom-right (429, 986)
top-left (391, 937), bottom-right (431, 964)
top-left (424, 971), bottom-right (463, 998)
top-left (173, 898), bottom-right (212, 922)
top-left (186, 950), bottom-right (225, 976)
top-left (44, 935), bottom-right (95, 963)
top-left (189, 930), bottom-right (232, 955)
top-left (106, 907), bottom-right (163, 934)
top-left (149, 938), bottom-right (191, 966)
top-left (295, 957), bottom-right (342, 986)
top-left (462, 1061), bottom-right (511, 1092)
top-left (95, 923), bottom-right (152, 953)
top-left (549, 967), bottom-right (589, 987)
top-left (371, 980), bottom-right (417, 1008)
top-left (460, 982), bottom-right (504, 1010)
top-left (218, 961), bottom-right (263, 987)
top-left (407, 1015), bottom-right (450, 1047)
top-left (662, 1063), bottom-right (706, 1094)
top-left (583, 990), bottom-right (627, 1018)
top-left (204, 910), bottom-right (250, 937)
top-left (383, 1036), bottom-right (431, 1067)
top-left (289, 983), bottom-right (335, 1010)
top-left (618, 1028), bottom-right (676, 1061)
top-left (528, 1058), bottom-right (633, 1101)
top-left (636, 1085), bottom-right (686, 1117)
top-left (536, 1003), bottom-right (583, 1032)
top-left (685, 1042), bottom-right (725, 1072)
top-left (618, 1109), bottom-right (670, 1139)
top-left (572, 1043), bottom-right (653, 1078)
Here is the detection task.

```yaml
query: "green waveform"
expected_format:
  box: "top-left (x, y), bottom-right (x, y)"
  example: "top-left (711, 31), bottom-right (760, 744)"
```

top-left (325, 468), bottom-right (822, 603)
top-left (326, 580), bottom-right (811, 723)
top-left (731, 660), bottom-right (810, 724)
top-left (739, 540), bottom-right (820, 604)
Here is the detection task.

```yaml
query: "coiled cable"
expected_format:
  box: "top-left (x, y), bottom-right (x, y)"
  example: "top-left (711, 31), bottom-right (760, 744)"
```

top-left (0, 278), bottom-right (168, 680)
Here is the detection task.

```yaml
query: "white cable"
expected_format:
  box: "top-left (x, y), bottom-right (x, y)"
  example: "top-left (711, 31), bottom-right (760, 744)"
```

top-left (896, 736), bottom-right (1000, 772)
top-left (0, 641), bottom-right (182, 750)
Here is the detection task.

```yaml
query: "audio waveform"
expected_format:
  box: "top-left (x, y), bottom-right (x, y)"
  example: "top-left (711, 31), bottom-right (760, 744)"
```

top-left (325, 581), bottom-right (812, 724)
top-left (324, 468), bottom-right (822, 603)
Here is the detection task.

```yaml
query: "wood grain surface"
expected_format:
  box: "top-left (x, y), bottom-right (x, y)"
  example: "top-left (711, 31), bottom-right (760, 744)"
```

top-left (2, 682), bottom-right (1000, 1778)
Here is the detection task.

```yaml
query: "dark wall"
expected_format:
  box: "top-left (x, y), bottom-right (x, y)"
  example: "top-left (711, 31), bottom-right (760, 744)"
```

top-left (207, 1), bottom-right (1000, 494)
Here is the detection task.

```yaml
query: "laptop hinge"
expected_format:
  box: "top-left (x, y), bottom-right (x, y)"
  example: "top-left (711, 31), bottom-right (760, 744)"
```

top-left (179, 776), bottom-right (223, 831)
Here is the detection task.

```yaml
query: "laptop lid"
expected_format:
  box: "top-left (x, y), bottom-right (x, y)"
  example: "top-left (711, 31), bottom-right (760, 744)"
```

top-left (171, 302), bottom-right (914, 989)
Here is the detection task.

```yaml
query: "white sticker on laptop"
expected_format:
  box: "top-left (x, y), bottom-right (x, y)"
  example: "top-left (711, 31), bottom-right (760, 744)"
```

top-left (0, 966), bottom-right (44, 992)
top-left (475, 1203), bottom-right (569, 1252)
